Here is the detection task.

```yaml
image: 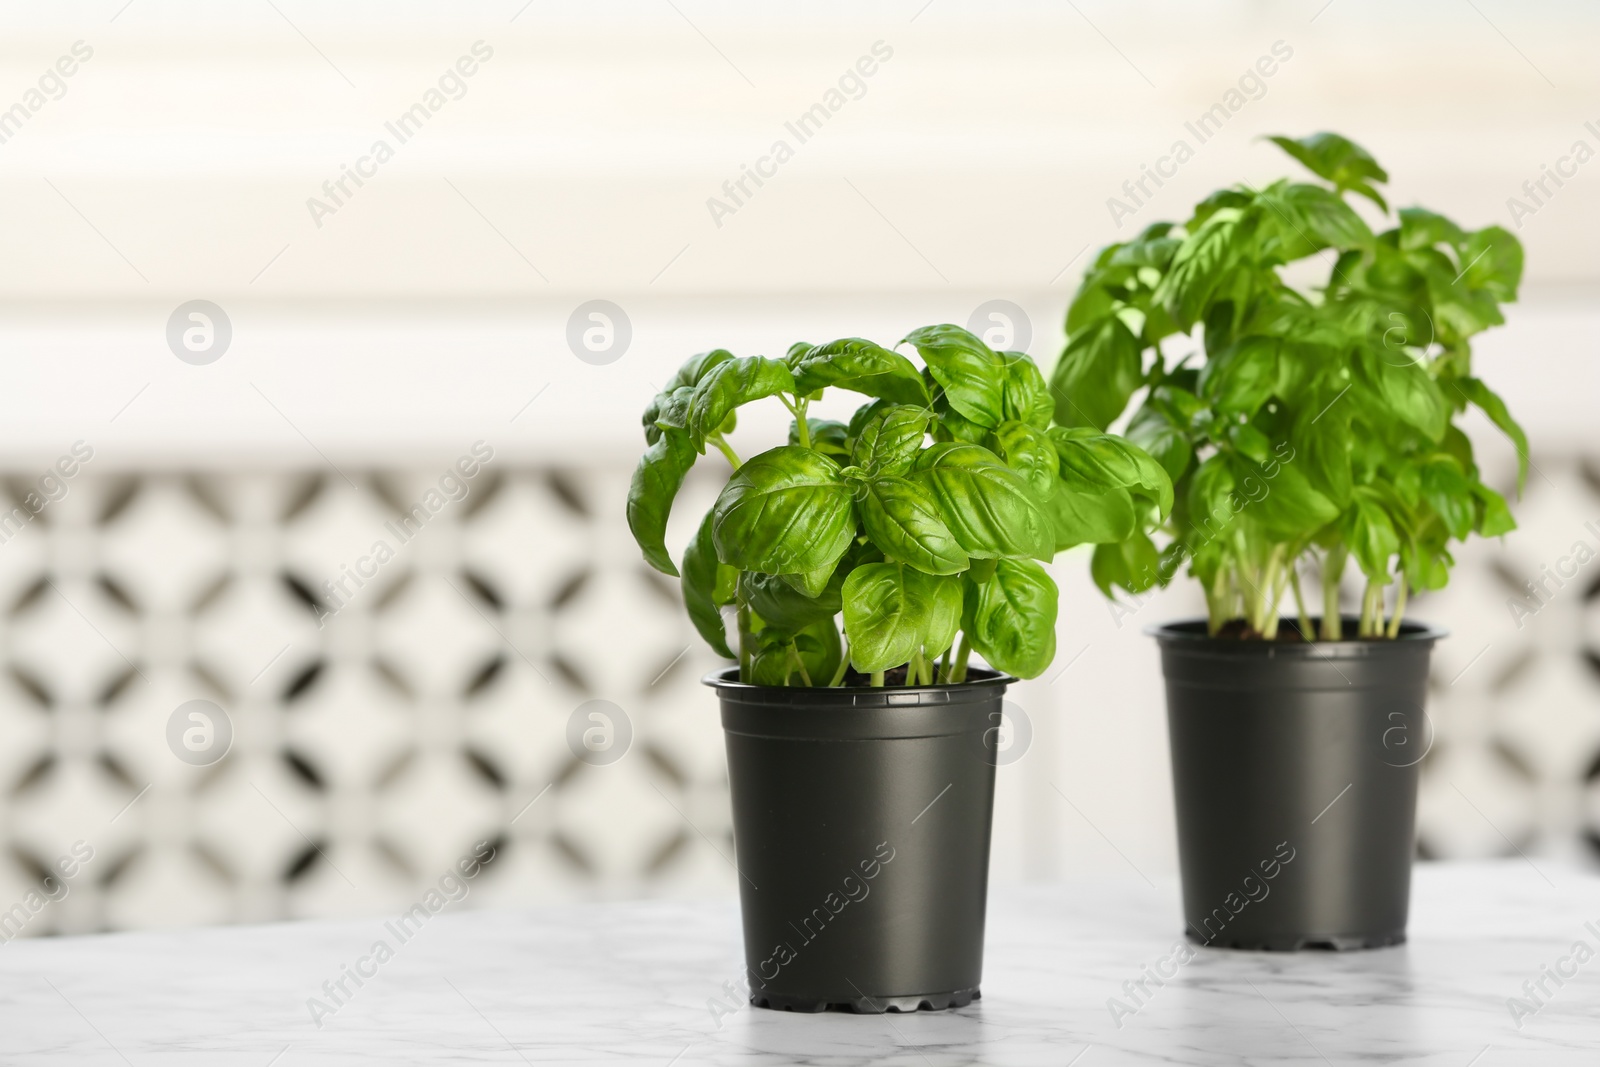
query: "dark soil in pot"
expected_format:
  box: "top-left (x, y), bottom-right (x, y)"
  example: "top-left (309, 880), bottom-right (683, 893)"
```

top-left (1152, 616), bottom-right (1444, 951)
top-left (707, 667), bottom-right (1010, 1012)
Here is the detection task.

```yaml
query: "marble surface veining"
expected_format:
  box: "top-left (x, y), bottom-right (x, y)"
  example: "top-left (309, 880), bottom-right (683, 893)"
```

top-left (1, 861), bottom-right (1597, 1065)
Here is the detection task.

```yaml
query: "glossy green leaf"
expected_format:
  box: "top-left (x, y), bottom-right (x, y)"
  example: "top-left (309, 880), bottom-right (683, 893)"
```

top-left (790, 338), bottom-right (930, 405)
top-left (627, 430), bottom-right (697, 576)
top-left (711, 446), bottom-right (855, 575)
top-left (1050, 428), bottom-right (1173, 516)
top-left (1090, 531), bottom-right (1162, 598)
top-left (643, 349), bottom-right (734, 443)
top-left (857, 476), bottom-right (969, 575)
top-left (791, 418), bottom-right (851, 461)
top-left (681, 510), bottom-right (735, 658)
top-left (901, 324), bottom-right (1007, 428)
top-left (1047, 482), bottom-right (1136, 550)
top-left (742, 569), bottom-right (841, 631)
top-left (749, 619), bottom-right (842, 686)
top-left (963, 559), bottom-right (1058, 679)
top-left (912, 443), bottom-right (1054, 561)
top-left (688, 356), bottom-right (795, 451)
top-left (1472, 482), bottom-right (1516, 537)
top-left (990, 421), bottom-right (1060, 499)
top-left (842, 563), bottom-right (962, 673)
top-left (1001, 352), bottom-right (1054, 429)
top-left (850, 405), bottom-right (930, 477)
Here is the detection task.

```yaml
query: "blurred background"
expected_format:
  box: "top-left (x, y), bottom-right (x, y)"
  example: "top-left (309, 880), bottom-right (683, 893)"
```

top-left (0, 0), bottom-right (1596, 936)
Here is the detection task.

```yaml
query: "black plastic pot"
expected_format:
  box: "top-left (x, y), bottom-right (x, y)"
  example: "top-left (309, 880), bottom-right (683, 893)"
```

top-left (706, 667), bottom-right (1010, 1012)
top-left (1151, 617), bottom-right (1443, 950)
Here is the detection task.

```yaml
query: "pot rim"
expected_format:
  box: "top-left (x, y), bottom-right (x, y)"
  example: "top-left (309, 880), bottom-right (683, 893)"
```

top-left (1146, 615), bottom-right (1447, 650)
top-left (703, 665), bottom-right (1015, 704)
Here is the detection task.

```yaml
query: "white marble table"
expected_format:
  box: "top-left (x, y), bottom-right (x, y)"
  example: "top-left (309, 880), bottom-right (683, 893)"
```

top-left (2, 861), bottom-right (1597, 1065)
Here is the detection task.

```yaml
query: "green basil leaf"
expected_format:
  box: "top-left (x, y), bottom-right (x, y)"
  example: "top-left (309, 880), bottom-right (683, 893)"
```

top-left (1049, 314), bottom-right (1142, 430)
top-left (1398, 207), bottom-right (1466, 252)
top-left (1356, 348), bottom-right (1448, 442)
top-left (850, 404), bottom-right (930, 477)
top-left (790, 338), bottom-right (930, 405)
top-left (858, 476), bottom-right (969, 575)
top-left (780, 559), bottom-right (838, 598)
top-left (742, 569), bottom-right (841, 631)
top-left (1199, 336), bottom-right (1279, 416)
top-left (688, 356), bottom-right (795, 451)
top-left (1244, 455), bottom-right (1340, 538)
top-left (1047, 482), bottom-right (1136, 551)
top-left (682, 510), bottom-right (735, 658)
top-left (1472, 482), bottom-right (1516, 537)
top-left (901, 324), bottom-right (1007, 428)
top-left (1459, 225), bottom-right (1523, 301)
top-left (1266, 132), bottom-right (1389, 210)
top-left (990, 421), bottom-right (1060, 499)
top-left (963, 559), bottom-right (1058, 679)
top-left (1456, 376), bottom-right (1529, 492)
top-left (912, 442), bottom-right (1053, 561)
top-left (1050, 428), bottom-right (1173, 516)
top-left (1258, 181), bottom-right (1375, 260)
top-left (791, 418), bottom-right (851, 461)
top-left (1000, 351), bottom-right (1054, 430)
top-left (1341, 487), bottom-right (1400, 579)
top-left (627, 429), bottom-right (697, 576)
top-left (1090, 531), bottom-right (1162, 598)
top-left (1154, 207), bottom-right (1248, 331)
top-left (1419, 456), bottom-right (1474, 540)
top-left (749, 618), bottom-right (841, 686)
top-left (1126, 392), bottom-right (1195, 482)
top-left (712, 445), bottom-right (855, 575)
top-left (643, 349), bottom-right (734, 443)
top-left (842, 563), bottom-right (962, 673)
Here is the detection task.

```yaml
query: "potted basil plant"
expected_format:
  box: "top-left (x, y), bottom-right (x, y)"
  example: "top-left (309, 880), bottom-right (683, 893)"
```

top-left (629, 325), bottom-right (1170, 1009)
top-left (1055, 132), bottom-right (1527, 949)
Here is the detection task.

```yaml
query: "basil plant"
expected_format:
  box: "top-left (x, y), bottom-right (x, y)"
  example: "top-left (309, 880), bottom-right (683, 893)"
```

top-left (1057, 132), bottom-right (1528, 640)
top-left (628, 326), bottom-right (1172, 686)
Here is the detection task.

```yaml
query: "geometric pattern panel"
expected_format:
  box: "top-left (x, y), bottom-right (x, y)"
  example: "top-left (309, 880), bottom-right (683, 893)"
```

top-left (0, 453), bottom-right (1592, 937)
top-left (0, 465), bottom-right (734, 938)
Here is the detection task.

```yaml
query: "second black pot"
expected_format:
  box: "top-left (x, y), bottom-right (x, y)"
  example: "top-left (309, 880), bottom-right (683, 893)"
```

top-left (708, 667), bottom-right (1009, 1012)
top-left (1152, 617), bottom-right (1443, 951)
